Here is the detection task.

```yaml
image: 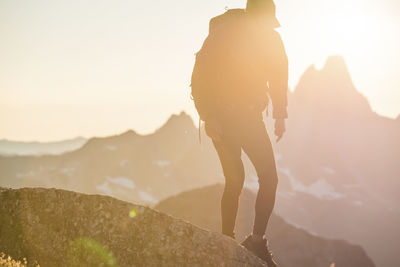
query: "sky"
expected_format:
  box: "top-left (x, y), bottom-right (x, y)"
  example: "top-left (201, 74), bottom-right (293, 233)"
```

top-left (1, 0), bottom-right (399, 141)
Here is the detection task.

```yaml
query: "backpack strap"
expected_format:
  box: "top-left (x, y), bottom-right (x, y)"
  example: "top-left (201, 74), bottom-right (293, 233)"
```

top-left (198, 118), bottom-right (202, 144)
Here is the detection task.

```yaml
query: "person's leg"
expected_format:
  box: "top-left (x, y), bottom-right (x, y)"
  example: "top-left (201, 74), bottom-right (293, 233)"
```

top-left (211, 136), bottom-right (244, 238)
top-left (241, 113), bottom-right (278, 237)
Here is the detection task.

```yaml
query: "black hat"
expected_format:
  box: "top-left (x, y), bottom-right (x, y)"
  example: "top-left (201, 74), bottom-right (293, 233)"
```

top-left (246, 0), bottom-right (281, 28)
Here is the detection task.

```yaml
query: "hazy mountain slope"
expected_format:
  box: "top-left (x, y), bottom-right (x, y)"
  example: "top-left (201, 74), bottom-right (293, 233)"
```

top-left (155, 184), bottom-right (375, 267)
top-left (0, 112), bottom-right (222, 206)
top-left (279, 56), bottom-right (400, 200)
top-left (273, 56), bottom-right (400, 267)
top-left (0, 187), bottom-right (267, 267)
top-left (0, 137), bottom-right (87, 156)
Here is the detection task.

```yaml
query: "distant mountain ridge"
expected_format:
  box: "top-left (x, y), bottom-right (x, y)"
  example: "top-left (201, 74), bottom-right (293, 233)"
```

top-left (0, 137), bottom-right (87, 156)
top-left (0, 111), bottom-right (218, 206)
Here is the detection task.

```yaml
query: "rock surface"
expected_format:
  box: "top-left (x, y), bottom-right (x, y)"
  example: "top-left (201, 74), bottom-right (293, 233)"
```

top-left (0, 187), bottom-right (267, 267)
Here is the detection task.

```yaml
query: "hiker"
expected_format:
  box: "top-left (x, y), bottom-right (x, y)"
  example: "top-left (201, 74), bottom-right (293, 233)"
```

top-left (190, 0), bottom-right (288, 266)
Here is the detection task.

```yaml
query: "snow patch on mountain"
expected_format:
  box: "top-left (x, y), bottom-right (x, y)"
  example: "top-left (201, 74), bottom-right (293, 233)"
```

top-left (274, 153), bottom-right (283, 162)
top-left (277, 191), bottom-right (296, 199)
top-left (139, 191), bottom-right (157, 203)
top-left (244, 175), bottom-right (259, 191)
top-left (279, 168), bottom-right (344, 200)
top-left (96, 176), bottom-right (135, 195)
top-left (96, 181), bottom-right (112, 195)
top-left (15, 171), bottom-right (36, 178)
top-left (154, 160), bottom-right (171, 167)
top-left (60, 167), bottom-right (75, 176)
top-left (107, 176), bottom-right (135, 189)
top-left (120, 159), bottom-right (129, 167)
top-left (104, 145), bottom-right (117, 151)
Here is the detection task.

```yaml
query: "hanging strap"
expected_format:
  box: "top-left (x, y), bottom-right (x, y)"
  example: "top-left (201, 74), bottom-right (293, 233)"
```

top-left (198, 118), bottom-right (202, 144)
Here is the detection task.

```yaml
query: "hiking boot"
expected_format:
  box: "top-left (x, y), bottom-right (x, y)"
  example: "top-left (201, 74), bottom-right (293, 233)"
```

top-left (240, 235), bottom-right (278, 267)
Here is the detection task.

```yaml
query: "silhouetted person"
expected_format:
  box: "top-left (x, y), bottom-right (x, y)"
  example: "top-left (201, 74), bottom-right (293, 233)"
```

top-left (190, 0), bottom-right (287, 265)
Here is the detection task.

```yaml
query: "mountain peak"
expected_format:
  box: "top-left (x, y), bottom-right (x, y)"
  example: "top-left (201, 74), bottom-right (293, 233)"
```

top-left (293, 56), bottom-right (372, 117)
top-left (154, 111), bottom-right (196, 135)
top-left (322, 55), bottom-right (353, 83)
top-left (119, 129), bottom-right (139, 138)
top-left (168, 111), bottom-right (193, 122)
top-left (324, 55), bottom-right (348, 70)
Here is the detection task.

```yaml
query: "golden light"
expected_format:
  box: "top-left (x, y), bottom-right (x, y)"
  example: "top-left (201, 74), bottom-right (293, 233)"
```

top-left (67, 237), bottom-right (118, 267)
top-left (129, 209), bottom-right (137, 218)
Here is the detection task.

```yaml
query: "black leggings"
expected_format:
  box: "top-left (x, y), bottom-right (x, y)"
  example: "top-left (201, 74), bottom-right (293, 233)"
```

top-left (207, 109), bottom-right (278, 237)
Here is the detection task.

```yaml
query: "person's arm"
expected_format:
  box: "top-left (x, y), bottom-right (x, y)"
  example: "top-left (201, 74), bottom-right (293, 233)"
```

top-left (267, 30), bottom-right (289, 120)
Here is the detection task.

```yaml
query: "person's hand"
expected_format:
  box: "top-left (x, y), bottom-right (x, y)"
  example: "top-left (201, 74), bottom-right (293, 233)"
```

top-left (205, 118), bottom-right (223, 142)
top-left (274, 118), bottom-right (286, 142)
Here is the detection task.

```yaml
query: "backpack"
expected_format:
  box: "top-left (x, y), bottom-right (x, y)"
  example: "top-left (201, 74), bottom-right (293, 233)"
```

top-left (190, 9), bottom-right (269, 122)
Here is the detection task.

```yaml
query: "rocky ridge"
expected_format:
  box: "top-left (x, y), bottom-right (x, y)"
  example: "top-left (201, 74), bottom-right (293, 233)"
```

top-left (0, 187), bottom-right (266, 267)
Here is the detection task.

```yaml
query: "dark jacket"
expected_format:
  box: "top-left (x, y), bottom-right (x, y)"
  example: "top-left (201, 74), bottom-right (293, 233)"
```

top-left (191, 8), bottom-right (288, 121)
